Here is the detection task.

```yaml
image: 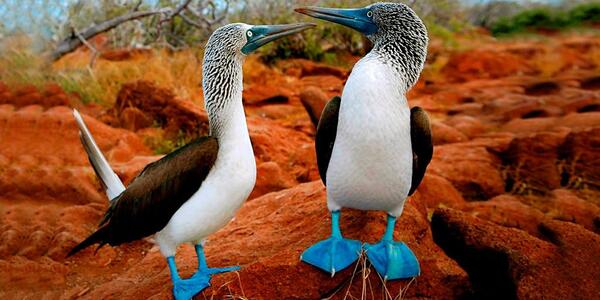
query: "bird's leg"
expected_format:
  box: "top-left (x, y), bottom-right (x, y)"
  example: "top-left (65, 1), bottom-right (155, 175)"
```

top-left (194, 243), bottom-right (240, 276)
top-left (331, 209), bottom-right (343, 239)
top-left (167, 256), bottom-right (181, 281)
top-left (382, 214), bottom-right (396, 242)
top-left (166, 256), bottom-right (210, 300)
top-left (195, 244), bottom-right (209, 272)
top-left (301, 210), bottom-right (362, 276)
top-left (364, 214), bottom-right (420, 280)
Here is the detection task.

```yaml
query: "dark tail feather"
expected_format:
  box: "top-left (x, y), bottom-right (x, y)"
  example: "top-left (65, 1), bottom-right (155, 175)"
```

top-left (67, 227), bottom-right (107, 257)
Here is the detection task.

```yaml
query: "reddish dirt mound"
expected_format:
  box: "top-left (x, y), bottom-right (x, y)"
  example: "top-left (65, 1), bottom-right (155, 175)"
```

top-left (108, 80), bottom-right (209, 139)
top-left (248, 117), bottom-right (319, 198)
top-left (2, 34), bottom-right (600, 299)
top-left (442, 49), bottom-right (533, 82)
top-left (0, 83), bottom-right (73, 108)
top-left (277, 58), bottom-right (348, 79)
top-left (13, 182), bottom-right (470, 299)
top-left (100, 49), bottom-right (153, 61)
top-left (0, 105), bottom-right (156, 299)
top-left (432, 208), bottom-right (600, 299)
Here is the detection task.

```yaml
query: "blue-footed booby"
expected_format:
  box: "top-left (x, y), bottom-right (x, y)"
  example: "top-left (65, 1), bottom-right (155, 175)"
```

top-left (68, 22), bottom-right (314, 300)
top-left (295, 3), bottom-right (432, 280)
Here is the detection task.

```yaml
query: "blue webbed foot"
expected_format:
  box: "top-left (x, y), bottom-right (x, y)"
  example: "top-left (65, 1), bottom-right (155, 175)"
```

top-left (302, 236), bottom-right (362, 276)
top-left (195, 244), bottom-right (241, 276)
top-left (364, 240), bottom-right (420, 280)
top-left (167, 245), bottom-right (242, 300)
top-left (168, 257), bottom-right (210, 300)
top-left (364, 214), bottom-right (420, 280)
top-left (301, 210), bottom-right (361, 276)
top-left (172, 272), bottom-right (211, 300)
top-left (204, 265), bottom-right (241, 275)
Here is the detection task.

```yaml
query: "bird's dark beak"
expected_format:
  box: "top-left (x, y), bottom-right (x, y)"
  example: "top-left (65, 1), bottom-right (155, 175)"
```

top-left (242, 23), bottom-right (315, 54)
top-left (295, 6), bottom-right (377, 35)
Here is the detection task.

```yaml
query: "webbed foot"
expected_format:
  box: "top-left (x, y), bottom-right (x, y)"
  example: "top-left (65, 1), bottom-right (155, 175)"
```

top-left (302, 235), bottom-right (362, 276)
top-left (364, 240), bottom-right (419, 280)
top-left (168, 257), bottom-right (210, 300)
top-left (300, 210), bottom-right (361, 276)
top-left (364, 214), bottom-right (420, 280)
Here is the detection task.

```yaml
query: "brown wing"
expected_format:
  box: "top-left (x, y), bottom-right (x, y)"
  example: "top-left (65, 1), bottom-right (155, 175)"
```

top-left (315, 96), bottom-right (341, 185)
top-left (69, 136), bottom-right (218, 256)
top-left (408, 107), bottom-right (433, 196)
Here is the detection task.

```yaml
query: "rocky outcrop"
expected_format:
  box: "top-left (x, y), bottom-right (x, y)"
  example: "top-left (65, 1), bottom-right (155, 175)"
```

top-left (299, 86), bottom-right (329, 127)
top-left (35, 182), bottom-right (472, 300)
top-left (432, 208), bottom-right (600, 300)
top-left (430, 143), bottom-right (505, 200)
top-left (442, 49), bottom-right (534, 82)
top-left (0, 83), bottom-right (73, 108)
top-left (109, 80), bottom-right (210, 139)
top-left (248, 117), bottom-right (319, 198)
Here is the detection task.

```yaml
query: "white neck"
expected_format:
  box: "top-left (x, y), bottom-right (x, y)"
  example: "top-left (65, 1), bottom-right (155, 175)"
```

top-left (357, 52), bottom-right (409, 96)
top-left (212, 99), bottom-right (251, 149)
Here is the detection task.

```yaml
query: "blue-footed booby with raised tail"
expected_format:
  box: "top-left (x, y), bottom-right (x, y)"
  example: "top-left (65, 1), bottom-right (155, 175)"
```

top-left (68, 22), bottom-right (314, 300)
top-left (295, 3), bottom-right (432, 280)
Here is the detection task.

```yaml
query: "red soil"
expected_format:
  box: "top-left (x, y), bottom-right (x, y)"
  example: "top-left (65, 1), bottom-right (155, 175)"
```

top-left (1, 34), bottom-right (600, 299)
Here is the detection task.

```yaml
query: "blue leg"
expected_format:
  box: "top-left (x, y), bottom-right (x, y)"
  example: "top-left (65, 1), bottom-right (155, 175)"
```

top-left (301, 210), bottom-right (362, 276)
top-left (167, 256), bottom-right (210, 300)
top-left (194, 244), bottom-right (240, 275)
top-left (364, 215), bottom-right (420, 280)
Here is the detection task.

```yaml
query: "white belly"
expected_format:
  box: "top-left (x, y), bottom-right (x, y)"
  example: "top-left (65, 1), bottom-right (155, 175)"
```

top-left (155, 133), bottom-right (256, 257)
top-left (326, 57), bottom-right (412, 216)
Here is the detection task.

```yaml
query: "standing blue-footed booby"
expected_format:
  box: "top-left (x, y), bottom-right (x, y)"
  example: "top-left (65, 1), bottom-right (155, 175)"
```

top-left (68, 22), bottom-right (314, 300)
top-left (296, 3), bottom-right (432, 280)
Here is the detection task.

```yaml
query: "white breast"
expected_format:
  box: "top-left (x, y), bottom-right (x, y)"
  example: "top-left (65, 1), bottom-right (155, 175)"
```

top-left (155, 102), bottom-right (256, 257)
top-left (326, 55), bottom-right (412, 217)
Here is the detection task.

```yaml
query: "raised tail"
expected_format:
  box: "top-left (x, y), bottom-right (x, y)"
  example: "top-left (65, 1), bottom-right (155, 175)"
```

top-left (67, 226), bottom-right (108, 257)
top-left (72, 109), bottom-right (125, 200)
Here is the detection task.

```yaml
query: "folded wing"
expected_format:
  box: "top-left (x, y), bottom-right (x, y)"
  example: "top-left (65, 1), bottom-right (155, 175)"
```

top-left (68, 136), bottom-right (219, 256)
top-left (408, 106), bottom-right (433, 195)
top-left (315, 96), bottom-right (341, 185)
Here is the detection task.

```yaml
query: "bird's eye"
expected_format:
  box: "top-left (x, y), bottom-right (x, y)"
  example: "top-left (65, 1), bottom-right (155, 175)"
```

top-left (246, 31), bottom-right (253, 38)
top-left (367, 11), bottom-right (373, 18)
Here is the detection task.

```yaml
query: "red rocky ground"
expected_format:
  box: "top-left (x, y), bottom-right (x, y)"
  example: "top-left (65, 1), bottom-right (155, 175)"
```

top-left (0, 34), bottom-right (599, 299)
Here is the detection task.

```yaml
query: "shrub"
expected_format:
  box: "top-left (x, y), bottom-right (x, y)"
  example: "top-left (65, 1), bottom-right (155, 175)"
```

top-left (568, 3), bottom-right (600, 24)
top-left (491, 8), bottom-right (559, 36)
top-left (490, 3), bottom-right (600, 36)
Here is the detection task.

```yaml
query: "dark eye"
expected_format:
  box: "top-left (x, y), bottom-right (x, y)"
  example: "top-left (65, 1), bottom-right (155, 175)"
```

top-left (367, 11), bottom-right (373, 18)
top-left (246, 31), bottom-right (253, 37)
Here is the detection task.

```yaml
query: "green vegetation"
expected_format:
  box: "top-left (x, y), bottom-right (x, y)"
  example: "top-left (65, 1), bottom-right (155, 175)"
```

top-left (250, 0), bottom-right (470, 64)
top-left (2, 0), bottom-right (599, 108)
top-left (0, 38), bottom-right (105, 104)
top-left (150, 132), bottom-right (194, 155)
top-left (490, 3), bottom-right (600, 36)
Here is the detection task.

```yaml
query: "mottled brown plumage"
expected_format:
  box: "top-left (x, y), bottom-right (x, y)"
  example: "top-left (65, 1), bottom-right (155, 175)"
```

top-left (68, 136), bottom-right (219, 256)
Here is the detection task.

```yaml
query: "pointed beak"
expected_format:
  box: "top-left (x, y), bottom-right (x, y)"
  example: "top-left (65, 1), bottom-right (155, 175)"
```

top-left (242, 23), bottom-right (315, 55)
top-left (295, 6), bottom-right (377, 35)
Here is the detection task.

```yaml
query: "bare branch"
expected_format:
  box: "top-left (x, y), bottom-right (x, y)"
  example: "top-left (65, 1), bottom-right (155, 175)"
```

top-left (209, 0), bottom-right (229, 25)
top-left (131, 0), bottom-right (143, 12)
top-left (168, 0), bottom-right (193, 19)
top-left (153, 0), bottom-right (195, 43)
top-left (50, 0), bottom-right (227, 61)
top-left (186, 0), bottom-right (229, 28)
top-left (51, 8), bottom-right (169, 61)
top-left (70, 23), bottom-right (99, 69)
top-left (179, 13), bottom-right (206, 29)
